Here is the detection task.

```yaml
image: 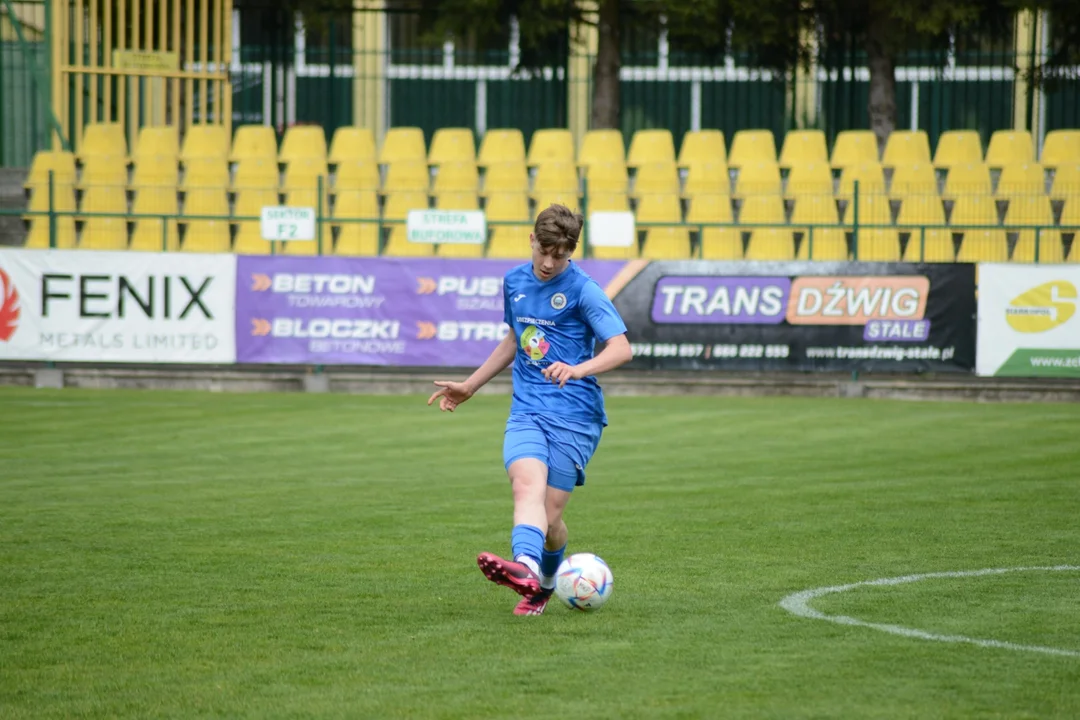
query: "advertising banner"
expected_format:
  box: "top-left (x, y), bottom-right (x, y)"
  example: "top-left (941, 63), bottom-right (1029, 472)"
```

top-left (234, 256), bottom-right (625, 366)
top-left (976, 264), bottom-right (1080, 377)
top-left (608, 261), bottom-right (976, 372)
top-left (0, 249), bottom-right (236, 363)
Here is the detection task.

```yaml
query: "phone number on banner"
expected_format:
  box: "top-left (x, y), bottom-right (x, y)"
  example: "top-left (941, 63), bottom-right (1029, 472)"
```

top-left (630, 343), bottom-right (791, 359)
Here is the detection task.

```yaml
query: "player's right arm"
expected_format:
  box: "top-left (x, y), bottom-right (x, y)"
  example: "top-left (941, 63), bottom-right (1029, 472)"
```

top-left (427, 331), bottom-right (517, 413)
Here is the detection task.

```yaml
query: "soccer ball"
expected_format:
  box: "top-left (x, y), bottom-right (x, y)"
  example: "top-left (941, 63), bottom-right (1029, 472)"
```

top-left (554, 553), bottom-right (614, 611)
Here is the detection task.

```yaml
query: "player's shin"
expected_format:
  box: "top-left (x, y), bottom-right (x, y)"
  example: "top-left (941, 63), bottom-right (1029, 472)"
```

top-left (510, 524), bottom-right (544, 576)
top-left (540, 542), bottom-right (566, 590)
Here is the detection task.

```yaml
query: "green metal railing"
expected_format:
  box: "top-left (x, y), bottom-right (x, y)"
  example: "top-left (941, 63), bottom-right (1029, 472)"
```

top-left (17, 173), bottom-right (1080, 263)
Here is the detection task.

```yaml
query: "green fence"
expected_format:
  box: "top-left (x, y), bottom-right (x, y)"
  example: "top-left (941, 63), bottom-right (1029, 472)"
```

top-left (0, 2), bottom-right (52, 166)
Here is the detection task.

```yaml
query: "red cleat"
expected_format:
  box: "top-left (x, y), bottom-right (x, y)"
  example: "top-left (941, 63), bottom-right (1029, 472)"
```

top-left (514, 588), bottom-right (554, 616)
top-left (476, 552), bottom-right (542, 598)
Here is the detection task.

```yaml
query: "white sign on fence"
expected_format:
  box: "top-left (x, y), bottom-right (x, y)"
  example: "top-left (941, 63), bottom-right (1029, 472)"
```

top-left (261, 207), bottom-right (316, 241)
top-left (976, 263), bottom-right (1080, 378)
top-left (0, 249), bottom-right (236, 363)
top-left (407, 210), bottom-right (486, 244)
top-left (587, 211), bottom-right (636, 247)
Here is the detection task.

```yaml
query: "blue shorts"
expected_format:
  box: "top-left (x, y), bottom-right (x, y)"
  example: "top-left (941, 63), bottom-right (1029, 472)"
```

top-left (503, 413), bottom-right (603, 492)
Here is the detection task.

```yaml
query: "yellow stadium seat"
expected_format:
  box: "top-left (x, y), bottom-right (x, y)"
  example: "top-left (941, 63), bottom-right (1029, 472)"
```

top-left (26, 179), bottom-right (76, 214)
top-left (699, 227), bottom-right (743, 259)
top-left (779, 130), bottom-right (828, 168)
top-left (79, 123), bottom-right (127, 160)
top-left (78, 155), bottom-right (128, 189)
top-left (482, 162), bottom-right (530, 196)
top-left (379, 127), bottom-right (427, 165)
top-left (950, 195), bottom-right (998, 226)
top-left (182, 220), bottom-right (231, 253)
top-left (831, 130), bottom-right (878, 169)
top-left (478, 129), bottom-right (526, 167)
top-left (279, 189), bottom-right (330, 255)
top-left (26, 151), bottom-right (77, 189)
top-left (734, 161), bottom-right (782, 196)
top-left (1069, 242), bottom-right (1080, 263)
top-left (898, 194), bottom-right (952, 262)
top-left (329, 127), bottom-right (377, 165)
top-left (80, 187), bottom-right (128, 250)
top-left (429, 128), bottom-right (475, 165)
top-left (1050, 163), bottom-right (1080, 201)
top-left (182, 158), bottom-right (229, 190)
top-left (534, 193), bottom-right (580, 213)
top-left (746, 229), bottom-right (794, 260)
top-left (384, 225), bottom-right (434, 256)
top-left (785, 161), bottom-right (833, 197)
top-left (437, 242), bottom-right (484, 258)
top-left (1040, 130), bottom-right (1080, 169)
top-left (739, 194), bottom-right (785, 225)
top-left (180, 124), bottom-right (229, 163)
top-left (683, 161), bottom-right (730, 197)
top-left (229, 125), bottom-right (278, 164)
top-left (942, 162), bottom-right (992, 198)
top-left (333, 190), bottom-right (380, 256)
top-left (628, 129), bottom-right (676, 167)
top-left (130, 156), bottom-right (179, 190)
top-left (585, 162), bottom-right (629, 194)
top-left (133, 126), bottom-right (179, 162)
top-left (527, 129), bottom-right (574, 166)
top-left (435, 192), bottom-right (479, 210)
top-left (933, 130), bottom-right (983, 168)
top-left (729, 129), bottom-right (777, 168)
top-left (130, 188), bottom-right (179, 252)
top-left (590, 244), bottom-right (639, 260)
top-left (383, 159), bottom-right (430, 193)
top-left (533, 162), bottom-right (579, 197)
top-left (837, 162), bottom-right (885, 198)
top-left (487, 227), bottom-right (533, 258)
top-left (854, 229), bottom-right (901, 261)
top-left (384, 191), bottom-right (429, 223)
top-left (579, 129), bottom-right (626, 168)
top-left (843, 195), bottom-right (892, 226)
top-left (985, 130), bottom-right (1034, 168)
top-left (233, 189), bottom-right (280, 255)
top-left (25, 217), bottom-right (77, 249)
top-left (334, 161), bottom-right (380, 193)
top-left (678, 130), bottom-right (726, 168)
top-left (632, 162), bottom-right (679, 197)
top-left (688, 194), bottom-right (733, 224)
top-left (1062, 198), bottom-right (1080, 228)
top-left (642, 228), bottom-right (691, 259)
top-left (636, 193), bottom-right (681, 223)
top-left (284, 187), bottom-right (329, 218)
top-left (588, 192), bottom-right (629, 211)
top-left (280, 126), bottom-right (328, 165)
top-left (432, 161), bottom-right (480, 193)
top-left (486, 193), bottom-right (530, 221)
top-left (791, 195), bottom-right (847, 261)
top-left (952, 195), bottom-right (1006, 261)
top-left (283, 158), bottom-right (330, 191)
top-left (890, 163), bottom-right (938, 197)
top-left (996, 163), bottom-right (1046, 197)
top-left (1005, 196), bottom-right (1063, 263)
top-left (233, 158), bottom-right (280, 191)
top-left (882, 130), bottom-right (931, 167)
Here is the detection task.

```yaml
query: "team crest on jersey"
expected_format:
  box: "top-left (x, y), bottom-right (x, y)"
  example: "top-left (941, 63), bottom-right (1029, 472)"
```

top-left (551, 292), bottom-right (567, 310)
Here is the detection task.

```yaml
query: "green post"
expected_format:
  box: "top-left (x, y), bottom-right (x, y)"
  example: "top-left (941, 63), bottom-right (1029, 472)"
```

top-left (162, 212), bottom-right (168, 252)
top-left (919, 226), bottom-right (926, 262)
top-left (2, 0), bottom-right (68, 151)
top-left (580, 175), bottom-right (589, 258)
top-left (852, 179), bottom-right (860, 260)
top-left (807, 225), bottom-right (814, 260)
top-left (1034, 226), bottom-right (1040, 264)
top-left (317, 175), bottom-right (325, 255)
top-left (47, 169), bottom-right (56, 248)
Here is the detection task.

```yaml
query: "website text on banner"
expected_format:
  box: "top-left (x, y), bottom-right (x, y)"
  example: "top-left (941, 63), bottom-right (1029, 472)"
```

top-left (609, 261), bottom-right (976, 373)
top-left (977, 264), bottom-right (1080, 378)
top-left (234, 257), bottom-right (625, 366)
top-left (0, 249), bottom-right (236, 363)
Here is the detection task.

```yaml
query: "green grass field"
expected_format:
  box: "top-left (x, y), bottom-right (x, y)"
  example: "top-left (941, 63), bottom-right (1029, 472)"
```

top-left (2, 386), bottom-right (1079, 719)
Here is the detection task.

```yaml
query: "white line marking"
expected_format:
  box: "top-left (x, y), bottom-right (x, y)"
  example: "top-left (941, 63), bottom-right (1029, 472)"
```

top-left (779, 565), bottom-right (1080, 658)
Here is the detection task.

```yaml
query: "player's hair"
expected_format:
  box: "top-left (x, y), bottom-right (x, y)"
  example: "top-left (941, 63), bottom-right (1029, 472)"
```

top-left (534, 204), bottom-right (583, 256)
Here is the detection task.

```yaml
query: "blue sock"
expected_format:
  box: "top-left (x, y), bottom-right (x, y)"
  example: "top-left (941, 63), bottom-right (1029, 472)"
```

top-left (510, 524), bottom-right (545, 569)
top-left (540, 543), bottom-right (566, 589)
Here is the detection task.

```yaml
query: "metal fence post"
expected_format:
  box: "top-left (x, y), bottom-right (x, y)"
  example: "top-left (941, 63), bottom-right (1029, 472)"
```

top-left (47, 169), bottom-right (56, 248)
top-left (919, 226), bottom-right (926, 262)
top-left (852, 180), bottom-right (860, 260)
top-left (317, 175), bottom-right (325, 255)
top-left (581, 176), bottom-right (589, 258)
top-left (1035, 225), bottom-right (1040, 263)
top-left (808, 225), bottom-right (814, 260)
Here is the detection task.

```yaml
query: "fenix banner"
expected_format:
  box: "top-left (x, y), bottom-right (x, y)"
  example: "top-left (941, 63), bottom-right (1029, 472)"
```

top-left (608, 260), bottom-right (976, 373)
top-left (977, 264), bottom-right (1080, 378)
top-left (234, 256), bottom-right (627, 366)
top-left (0, 249), bottom-right (236, 363)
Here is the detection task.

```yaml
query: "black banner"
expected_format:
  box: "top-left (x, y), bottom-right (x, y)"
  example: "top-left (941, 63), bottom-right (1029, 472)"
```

top-left (610, 261), bottom-right (976, 372)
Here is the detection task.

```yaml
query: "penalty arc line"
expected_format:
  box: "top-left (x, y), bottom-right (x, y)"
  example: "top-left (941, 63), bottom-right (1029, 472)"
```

top-left (778, 565), bottom-right (1080, 658)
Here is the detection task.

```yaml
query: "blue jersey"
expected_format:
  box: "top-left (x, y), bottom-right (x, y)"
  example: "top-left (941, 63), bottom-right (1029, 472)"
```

top-left (502, 261), bottom-right (627, 426)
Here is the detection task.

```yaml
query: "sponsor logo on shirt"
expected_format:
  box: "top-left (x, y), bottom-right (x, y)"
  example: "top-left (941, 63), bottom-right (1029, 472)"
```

top-left (520, 325), bottom-right (550, 361)
top-left (516, 316), bottom-right (556, 327)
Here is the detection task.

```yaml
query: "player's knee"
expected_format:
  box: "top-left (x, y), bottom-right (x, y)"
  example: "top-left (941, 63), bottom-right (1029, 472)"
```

top-left (509, 472), bottom-right (546, 504)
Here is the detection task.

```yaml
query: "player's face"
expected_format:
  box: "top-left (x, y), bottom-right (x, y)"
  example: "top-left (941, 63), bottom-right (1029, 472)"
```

top-left (530, 234), bottom-right (572, 282)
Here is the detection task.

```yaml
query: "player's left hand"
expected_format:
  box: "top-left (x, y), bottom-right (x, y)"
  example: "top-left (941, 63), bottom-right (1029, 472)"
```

top-left (541, 362), bottom-right (585, 388)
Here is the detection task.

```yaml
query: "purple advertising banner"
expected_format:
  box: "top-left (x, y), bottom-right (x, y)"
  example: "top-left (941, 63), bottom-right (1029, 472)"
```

top-left (650, 276), bottom-right (791, 324)
top-left (234, 256), bottom-right (626, 366)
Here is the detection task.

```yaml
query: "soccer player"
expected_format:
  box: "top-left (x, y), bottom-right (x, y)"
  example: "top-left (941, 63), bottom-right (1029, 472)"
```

top-left (427, 204), bottom-right (632, 615)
